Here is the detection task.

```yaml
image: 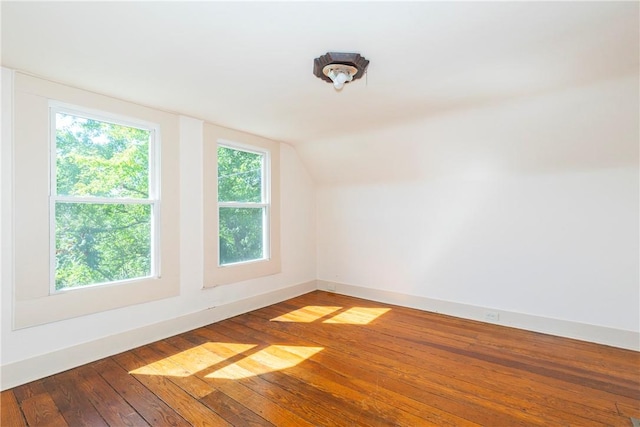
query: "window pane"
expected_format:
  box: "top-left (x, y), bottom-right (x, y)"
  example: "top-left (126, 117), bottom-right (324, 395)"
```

top-left (218, 146), bottom-right (263, 203)
top-left (56, 112), bottom-right (150, 198)
top-left (219, 207), bottom-right (264, 265)
top-left (55, 202), bottom-right (152, 290)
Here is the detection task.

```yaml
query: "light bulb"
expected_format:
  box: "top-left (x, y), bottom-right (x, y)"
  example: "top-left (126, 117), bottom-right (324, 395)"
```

top-left (320, 60), bottom-right (361, 91)
top-left (332, 71), bottom-right (349, 90)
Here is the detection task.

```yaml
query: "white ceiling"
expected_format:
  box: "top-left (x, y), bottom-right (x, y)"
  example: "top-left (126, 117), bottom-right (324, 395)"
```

top-left (2, 1), bottom-right (638, 145)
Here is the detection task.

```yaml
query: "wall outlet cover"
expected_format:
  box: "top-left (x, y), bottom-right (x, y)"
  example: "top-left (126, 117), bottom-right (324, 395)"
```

top-left (485, 311), bottom-right (500, 322)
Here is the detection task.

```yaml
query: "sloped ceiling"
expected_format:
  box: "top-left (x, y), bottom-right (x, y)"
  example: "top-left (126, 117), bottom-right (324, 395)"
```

top-left (2, 1), bottom-right (638, 146)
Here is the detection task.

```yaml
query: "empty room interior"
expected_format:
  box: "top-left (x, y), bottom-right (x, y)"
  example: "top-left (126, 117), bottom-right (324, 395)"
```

top-left (1, 2), bottom-right (639, 426)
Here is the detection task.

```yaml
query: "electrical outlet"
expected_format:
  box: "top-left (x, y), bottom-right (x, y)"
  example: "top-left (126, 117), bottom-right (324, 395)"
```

top-left (485, 311), bottom-right (500, 322)
top-left (327, 282), bottom-right (336, 292)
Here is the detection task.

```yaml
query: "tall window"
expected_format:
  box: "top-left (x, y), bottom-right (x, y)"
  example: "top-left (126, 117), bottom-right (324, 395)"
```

top-left (217, 143), bottom-right (269, 266)
top-left (50, 105), bottom-right (158, 292)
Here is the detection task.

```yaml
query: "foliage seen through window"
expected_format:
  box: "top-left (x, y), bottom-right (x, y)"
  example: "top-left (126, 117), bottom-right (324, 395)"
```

top-left (217, 145), bottom-right (267, 265)
top-left (54, 111), bottom-right (155, 290)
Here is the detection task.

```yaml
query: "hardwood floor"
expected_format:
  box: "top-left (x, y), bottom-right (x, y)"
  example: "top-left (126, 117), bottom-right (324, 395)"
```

top-left (2, 291), bottom-right (639, 426)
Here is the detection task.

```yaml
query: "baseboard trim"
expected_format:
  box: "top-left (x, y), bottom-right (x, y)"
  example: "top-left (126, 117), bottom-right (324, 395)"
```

top-left (317, 280), bottom-right (640, 351)
top-left (1, 280), bottom-right (316, 391)
top-left (4, 278), bottom-right (636, 390)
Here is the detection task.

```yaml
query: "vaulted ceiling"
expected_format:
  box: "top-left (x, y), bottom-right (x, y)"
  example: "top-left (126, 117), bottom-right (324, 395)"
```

top-left (2, 2), bottom-right (638, 146)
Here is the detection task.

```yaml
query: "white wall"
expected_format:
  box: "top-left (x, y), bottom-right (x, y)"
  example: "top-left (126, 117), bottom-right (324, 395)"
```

top-left (307, 75), bottom-right (639, 343)
top-left (1, 67), bottom-right (637, 388)
top-left (0, 70), bottom-right (317, 388)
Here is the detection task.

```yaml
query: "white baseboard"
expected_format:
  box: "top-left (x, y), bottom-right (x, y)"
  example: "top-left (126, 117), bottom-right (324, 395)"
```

top-left (317, 280), bottom-right (640, 351)
top-left (1, 280), bottom-right (316, 391)
top-left (3, 278), bottom-right (637, 390)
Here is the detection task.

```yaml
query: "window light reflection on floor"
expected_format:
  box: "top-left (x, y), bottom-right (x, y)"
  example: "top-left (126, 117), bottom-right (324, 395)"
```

top-left (129, 343), bottom-right (323, 380)
top-left (129, 306), bottom-right (391, 380)
top-left (207, 345), bottom-right (323, 380)
top-left (130, 342), bottom-right (256, 377)
top-left (270, 306), bottom-right (391, 325)
top-left (323, 307), bottom-right (391, 325)
top-left (270, 306), bottom-right (342, 322)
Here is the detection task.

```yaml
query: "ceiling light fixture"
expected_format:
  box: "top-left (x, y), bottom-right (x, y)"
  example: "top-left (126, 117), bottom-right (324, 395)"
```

top-left (313, 52), bottom-right (369, 91)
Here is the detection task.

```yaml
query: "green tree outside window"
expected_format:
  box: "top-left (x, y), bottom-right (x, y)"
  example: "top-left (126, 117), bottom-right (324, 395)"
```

top-left (217, 145), bottom-right (267, 265)
top-left (53, 111), bottom-right (155, 290)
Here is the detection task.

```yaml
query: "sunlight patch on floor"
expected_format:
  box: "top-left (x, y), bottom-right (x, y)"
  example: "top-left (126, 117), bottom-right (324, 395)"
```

top-left (206, 345), bottom-right (324, 379)
top-left (323, 307), bottom-right (391, 325)
top-left (270, 306), bottom-right (343, 322)
top-left (129, 342), bottom-right (256, 377)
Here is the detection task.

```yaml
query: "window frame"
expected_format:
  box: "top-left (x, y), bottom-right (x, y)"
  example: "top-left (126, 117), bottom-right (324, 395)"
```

top-left (217, 141), bottom-right (271, 267)
top-left (48, 103), bottom-right (162, 293)
top-left (10, 71), bottom-right (181, 329)
top-left (203, 123), bottom-right (281, 287)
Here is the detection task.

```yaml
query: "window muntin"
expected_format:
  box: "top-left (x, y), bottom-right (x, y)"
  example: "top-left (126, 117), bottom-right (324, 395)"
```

top-left (217, 144), bottom-right (269, 266)
top-left (50, 107), bottom-right (159, 292)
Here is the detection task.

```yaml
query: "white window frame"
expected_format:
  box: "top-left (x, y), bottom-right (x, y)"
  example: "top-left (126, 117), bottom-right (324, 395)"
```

top-left (11, 72), bottom-right (180, 329)
top-left (202, 123), bottom-right (281, 287)
top-left (217, 140), bottom-right (271, 267)
top-left (48, 102), bottom-right (161, 293)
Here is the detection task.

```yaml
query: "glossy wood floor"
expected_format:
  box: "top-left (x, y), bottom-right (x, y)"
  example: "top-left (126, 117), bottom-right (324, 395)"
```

top-left (2, 291), bottom-right (639, 426)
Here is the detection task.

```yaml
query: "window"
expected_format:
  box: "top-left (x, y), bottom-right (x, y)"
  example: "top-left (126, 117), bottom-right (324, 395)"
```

top-left (11, 72), bottom-right (179, 328)
top-left (217, 144), bottom-right (269, 266)
top-left (203, 124), bottom-right (281, 287)
top-left (50, 106), bottom-right (159, 291)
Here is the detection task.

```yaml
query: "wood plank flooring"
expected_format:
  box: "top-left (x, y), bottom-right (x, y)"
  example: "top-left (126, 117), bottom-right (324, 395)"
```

top-left (2, 291), bottom-right (639, 426)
